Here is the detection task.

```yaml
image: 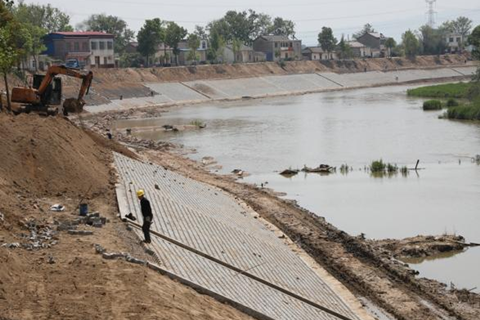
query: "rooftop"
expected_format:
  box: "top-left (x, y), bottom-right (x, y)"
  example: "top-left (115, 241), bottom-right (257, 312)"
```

top-left (51, 31), bottom-right (114, 37)
top-left (257, 35), bottom-right (297, 42)
top-left (302, 46), bottom-right (324, 53)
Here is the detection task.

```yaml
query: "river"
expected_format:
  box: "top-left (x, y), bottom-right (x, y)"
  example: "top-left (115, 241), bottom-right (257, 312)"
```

top-left (115, 84), bottom-right (480, 292)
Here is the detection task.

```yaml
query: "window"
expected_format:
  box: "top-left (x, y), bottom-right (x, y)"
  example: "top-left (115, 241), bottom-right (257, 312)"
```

top-left (99, 41), bottom-right (105, 50)
top-left (91, 41), bottom-right (97, 50)
top-left (275, 43), bottom-right (278, 48)
top-left (107, 41), bottom-right (113, 50)
top-left (66, 42), bottom-right (71, 51)
top-left (449, 37), bottom-right (454, 43)
top-left (74, 42), bottom-right (79, 51)
top-left (201, 41), bottom-right (206, 49)
top-left (456, 37), bottom-right (461, 43)
top-left (290, 42), bottom-right (293, 47)
top-left (82, 42), bottom-right (88, 51)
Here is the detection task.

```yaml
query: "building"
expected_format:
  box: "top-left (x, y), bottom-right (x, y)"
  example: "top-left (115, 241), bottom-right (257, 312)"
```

top-left (301, 46), bottom-right (338, 60)
top-left (177, 39), bottom-right (208, 65)
top-left (253, 35), bottom-right (302, 62)
top-left (445, 33), bottom-right (464, 53)
top-left (125, 42), bottom-right (174, 66)
top-left (220, 44), bottom-right (266, 63)
top-left (347, 41), bottom-right (372, 58)
top-left (43, 31), bottom-right (115, 68)
top-left (356, 32), bottom-right (387, 57)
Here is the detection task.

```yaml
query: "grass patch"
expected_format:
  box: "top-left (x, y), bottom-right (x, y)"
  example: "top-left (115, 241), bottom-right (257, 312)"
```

top-left (423, 99), bottom-right (443, 110)
top-left (370, 160), bottom-right (387, 173)
top-left (445, 101), bottom-right (480, 120)
top-left (446, 98), bottom-right (459, 107)
top-left (407, 83), bottom-right (471, 99)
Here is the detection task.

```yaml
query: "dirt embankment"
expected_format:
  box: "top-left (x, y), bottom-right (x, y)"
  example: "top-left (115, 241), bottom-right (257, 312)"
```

top-left (0, 112), bottom-right (253, 320)
top-left (1, 54), bottom-right (471, 106)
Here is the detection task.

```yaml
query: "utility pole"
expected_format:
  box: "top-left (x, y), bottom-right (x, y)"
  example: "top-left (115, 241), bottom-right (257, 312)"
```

top-left (425, 0), bottom-right (437, 28)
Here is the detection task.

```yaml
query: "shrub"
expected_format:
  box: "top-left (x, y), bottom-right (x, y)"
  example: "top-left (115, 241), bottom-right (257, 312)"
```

top-left (370, 160), bottom-right (386, 173)
top-left (446, 98), bottom-right (459, 107)
top-left (423, 100), bottom-right (443, 110)
top-left (446, 102), bottom-right (480, 120)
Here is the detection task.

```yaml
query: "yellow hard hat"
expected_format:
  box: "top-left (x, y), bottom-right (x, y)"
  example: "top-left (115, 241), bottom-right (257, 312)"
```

top-left (136, 189), bottom-right (145, 197)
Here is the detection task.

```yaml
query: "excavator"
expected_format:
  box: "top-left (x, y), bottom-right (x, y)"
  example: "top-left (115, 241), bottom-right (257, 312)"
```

top-left (11, 65), bottom-right (93, 116)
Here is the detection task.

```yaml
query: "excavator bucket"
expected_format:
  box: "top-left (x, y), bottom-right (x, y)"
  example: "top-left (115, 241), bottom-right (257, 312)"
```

top-left (63, 98), bottom-right (85, 114)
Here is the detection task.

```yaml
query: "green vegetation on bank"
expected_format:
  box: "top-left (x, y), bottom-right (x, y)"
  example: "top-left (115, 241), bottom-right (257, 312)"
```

top-left (423, 99), bottom-right (443, 110)
top-left (407, 83), bottom-right (471, 99)
top-left (446, 101), bottom-right (480, 120)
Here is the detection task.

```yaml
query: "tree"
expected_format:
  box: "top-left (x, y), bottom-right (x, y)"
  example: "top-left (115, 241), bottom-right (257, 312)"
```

top-left (318, 27), bottom-right (337, 59)
top-left (119, 52), bottom-right (144, 68)
top-left (353, 23), bottom-right (375, 39)
top-left (402, 30), bottom-right (419, 58)
top-left (418, 25), bottom-right (446, 55)
top-left (0, 1), bottom-right (17, 111)
top-left (468, 25), bottom-right (480, 60)
top-left (451, 16), bottom-right (473, 38)
top-left (337, 35), bottom-right (352, 59)
top-left (384, 37), bottom-right (396, 57)
top-left (231, 38), bottom-right (242, 63)
top-left (269, 17), bottom-right (295, 38)
top-left (13, 2), bottom-right (72, 33)
top-left (165, 22), bottom-right (187, 66)
top-left (137, 18), bottom-right (164, 67)
top-left (78, 14), bottom-right (134, 54)
top-left (187, 33), bottom-right (200, 64)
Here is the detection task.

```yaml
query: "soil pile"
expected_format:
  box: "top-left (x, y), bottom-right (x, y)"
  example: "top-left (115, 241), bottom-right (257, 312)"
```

top-left (0, 113), bottom-right (111, 198)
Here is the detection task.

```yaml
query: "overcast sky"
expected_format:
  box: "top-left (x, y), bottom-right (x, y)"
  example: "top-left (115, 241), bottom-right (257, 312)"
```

top-left (25, 0), bottom-right (480, 45)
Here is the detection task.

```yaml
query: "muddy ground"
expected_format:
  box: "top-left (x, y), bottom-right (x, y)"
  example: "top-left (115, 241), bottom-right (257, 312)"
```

top-left (80, 109), bottom-right (480, 320)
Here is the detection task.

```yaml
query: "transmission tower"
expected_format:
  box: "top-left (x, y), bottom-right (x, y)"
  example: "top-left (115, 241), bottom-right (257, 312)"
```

top-left (425, 0), bottom-right (437, 28)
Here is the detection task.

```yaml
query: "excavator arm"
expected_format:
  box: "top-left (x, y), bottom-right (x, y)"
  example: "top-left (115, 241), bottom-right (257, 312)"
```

top-left (12, 65), bottom-right (93, 113)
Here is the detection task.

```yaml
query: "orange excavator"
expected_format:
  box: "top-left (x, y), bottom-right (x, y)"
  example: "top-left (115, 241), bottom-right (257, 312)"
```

top-left (11, 65), bottom-right (93, 116)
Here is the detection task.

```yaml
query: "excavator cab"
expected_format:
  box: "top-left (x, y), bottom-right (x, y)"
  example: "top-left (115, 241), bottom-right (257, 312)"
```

top-left (32, 75), bottom-right (62, 106)
top-left (11, 65), bottom-right (93, 116)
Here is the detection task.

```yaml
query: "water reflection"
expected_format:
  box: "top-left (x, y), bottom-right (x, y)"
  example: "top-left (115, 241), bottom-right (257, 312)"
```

top-left (401, 249), bottom-right (466, 264)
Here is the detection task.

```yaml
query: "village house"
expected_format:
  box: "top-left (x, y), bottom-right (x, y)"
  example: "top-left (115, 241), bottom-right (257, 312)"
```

top-left (444, 33), bottom-right (464, 53)
top-left (43, 31), bottom-right (115, 68)
top-left (220, 44), bottom-right (266, 64)
top-left (253, 35), bottom-right (302, 62)
top-left (355, 32), bottom-right (387, 57)
top-left (125, 42), bottom-right (174, 66)
top-left (301, 46), bottom-right (338, 60)
top-left (177, 39), bottom-right (208, 65)
top-left (347, 41), bottom-right (372, 58)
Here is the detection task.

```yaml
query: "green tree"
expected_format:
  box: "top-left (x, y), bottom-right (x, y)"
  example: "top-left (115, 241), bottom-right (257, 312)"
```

top-left (187, 33), bottom-right (200, 64)
top-left (269, 17), bottom-right (295, 38)
top-left (337, 35), bottom-right (352, 59)
top-left (13, 1), bottom-right (72, 32)
top-left (353, 23), bottom-right (375, 39)
top-left (119, 52), bottom-right (144, 68)
top-left (402, 30), bottom-right (420, 58)
top-left (384, 37), bottom-right (396, 57)
top-left (451, 16), bottom-right (473, 38)
top-left (418, 25), bottom-right (446, 55)
top-left (137, 18), bottom-right (165, 67)
top-left (78, 14), bottom-right (135, 54)
top-left (468, 25), bottom-right (480, 60)
top-left (318, 27), bottom-right (337, 59)
top-left (0, 1), bottom-right (17, 111)
top-left (165, 22), bottom-right (187, 66)
top-left (231, 38), bottom-right (242, 63)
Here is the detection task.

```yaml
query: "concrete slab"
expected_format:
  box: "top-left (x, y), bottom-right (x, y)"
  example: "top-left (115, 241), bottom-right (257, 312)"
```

top-left (145, 82), bottom-right (210, 102)
top-left (114, 153), bottom-right (363, 320)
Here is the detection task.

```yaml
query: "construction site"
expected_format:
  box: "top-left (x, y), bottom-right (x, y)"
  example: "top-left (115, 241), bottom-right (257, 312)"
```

top-left (1, 56), bottom-right (480, 320)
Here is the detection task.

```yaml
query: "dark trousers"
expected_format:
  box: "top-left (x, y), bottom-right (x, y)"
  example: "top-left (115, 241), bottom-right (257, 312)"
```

top-left (142, 220), bottom-right (152, 242)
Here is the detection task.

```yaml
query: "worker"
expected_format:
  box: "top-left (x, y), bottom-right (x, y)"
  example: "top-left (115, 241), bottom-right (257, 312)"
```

top-left (137, 189), bottom-right (153, 244)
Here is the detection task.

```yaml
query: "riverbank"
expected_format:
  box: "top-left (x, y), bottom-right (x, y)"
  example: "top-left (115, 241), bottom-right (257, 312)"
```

top-left (83, 65), bottom-right (477, 114)
top-left (80, 104), bottom-right (480, 320)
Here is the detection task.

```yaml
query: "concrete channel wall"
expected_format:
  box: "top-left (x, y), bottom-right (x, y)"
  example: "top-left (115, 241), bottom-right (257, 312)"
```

top-left (114, 153), bottom-right (367, 320)
top-left (85, 66), bottom-right (477, 113)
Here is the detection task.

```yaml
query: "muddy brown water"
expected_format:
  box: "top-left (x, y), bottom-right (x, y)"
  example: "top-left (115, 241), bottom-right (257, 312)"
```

top-left (115, 85), bottom-right (480, 292)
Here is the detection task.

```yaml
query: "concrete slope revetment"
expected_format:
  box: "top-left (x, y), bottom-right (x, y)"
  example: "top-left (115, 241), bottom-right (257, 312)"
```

top-left (114, 153), bottom-right (369, 320)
